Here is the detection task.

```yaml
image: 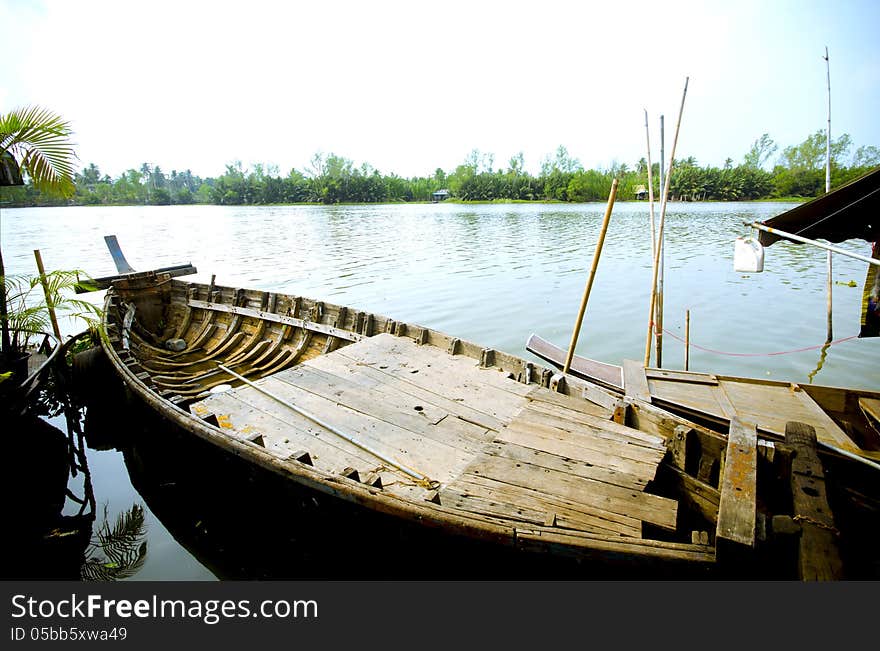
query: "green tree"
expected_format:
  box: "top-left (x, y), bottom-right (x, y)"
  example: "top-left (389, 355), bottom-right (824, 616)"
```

top-left (743, 133), bottom-right (777, 170)
top-left (780, 130), bottom-right (852, 171)
top-left (852, 145), bottom-right (880, 168)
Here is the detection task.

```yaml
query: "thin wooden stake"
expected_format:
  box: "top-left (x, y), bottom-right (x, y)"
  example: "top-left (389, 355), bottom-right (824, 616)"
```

top-left (34, 249), bottom-right (62, 340)
top-left (563, 179), bottom-right (619, 374)
top-left (645, 77), bottom-right (689, 368)
top-left (826, 251), bottom-right (833, 343)
top-left (644, 109), bottom-right (657, 259)
top-left (684, 309), bottom-right (690, 371)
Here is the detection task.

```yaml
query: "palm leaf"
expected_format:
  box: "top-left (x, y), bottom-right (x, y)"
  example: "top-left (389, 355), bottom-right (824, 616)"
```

top-left (0, 106), bottom-right (77, 198)
top-left (81, 504), bottom-right (148, 582)
top-left (1, 269), bottom-right (104, 352)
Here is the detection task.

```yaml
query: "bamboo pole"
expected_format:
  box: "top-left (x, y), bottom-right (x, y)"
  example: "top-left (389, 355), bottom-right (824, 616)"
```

top-left (656, 115), bottom-right (666, 367)
top-left (644, 110), bottom-right (657, 259)
top-left (34, 249), bottom-right (62, 340)
top-left (644, 77), bottom-right (689, 368)
top-left (824, 46), bottom-right (833, 343)
top-left (563, 178), bottom-right (620, 374)
top-left (684, 309), bottom-right (690, 371)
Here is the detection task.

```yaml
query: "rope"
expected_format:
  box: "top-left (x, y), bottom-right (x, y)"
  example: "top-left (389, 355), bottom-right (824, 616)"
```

top-left (649, 321), bottom-right (860, 358)
top-left (793, 515), bottom-right (840, 536)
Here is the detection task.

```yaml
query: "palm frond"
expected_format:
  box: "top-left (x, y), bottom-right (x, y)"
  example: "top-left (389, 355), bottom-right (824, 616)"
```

top-left (0, 106), bottom-right (77, 198)
top-left (1, 269), bottom-right (104, 352)
top-left (81, 504), bottom-right (148, 582)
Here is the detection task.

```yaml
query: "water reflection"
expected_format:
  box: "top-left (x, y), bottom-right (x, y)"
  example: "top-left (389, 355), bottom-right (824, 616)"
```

top-left (2, 351), bottom-right (150, 582)
top-left (81, 504), bottom-right (148, 581)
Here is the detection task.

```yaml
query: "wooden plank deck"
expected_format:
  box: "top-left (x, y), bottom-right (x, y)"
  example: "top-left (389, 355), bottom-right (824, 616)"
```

top-left (190, 333), bottom-right (675, 538)
top-left (648, 375), bottom-right (859, 454)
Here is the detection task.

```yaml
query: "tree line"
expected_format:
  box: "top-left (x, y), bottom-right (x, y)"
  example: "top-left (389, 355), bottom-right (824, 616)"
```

top-left (2, 132), bottom-right (878, 208)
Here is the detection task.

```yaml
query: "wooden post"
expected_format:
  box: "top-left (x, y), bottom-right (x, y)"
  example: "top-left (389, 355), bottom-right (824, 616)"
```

top-left (716, 417), bottom-right (757, 564)
top-left (785, 421), bottom-right (843, 580)
top-left (0, 246), bottom-right (10, 355)
top-left (645, 77), bottom-right (689, 367)
top-left (563, 179), bottom-right (619, 374)
top-left (826, 252), bottom-right (833, 342)
top-left (684, 309), bottom-right (690, 371)
top-left (34, 249), bottom-right (62, 340)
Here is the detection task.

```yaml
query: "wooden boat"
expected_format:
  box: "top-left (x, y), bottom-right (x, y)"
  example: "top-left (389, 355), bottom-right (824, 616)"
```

top-left (525, 334), bottom-right (880, 465)
top-left (81, 237), bottom-right (878, 579)
top-left (528, 167), bottom-right (880, 469)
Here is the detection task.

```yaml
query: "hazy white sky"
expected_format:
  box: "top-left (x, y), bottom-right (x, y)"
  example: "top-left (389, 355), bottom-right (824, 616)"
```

top-left (2, 0), bottom-right (879, 179)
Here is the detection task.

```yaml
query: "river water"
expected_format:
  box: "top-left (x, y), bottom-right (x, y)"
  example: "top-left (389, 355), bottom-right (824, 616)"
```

top-left (3, 202), bottom-right (878, 579)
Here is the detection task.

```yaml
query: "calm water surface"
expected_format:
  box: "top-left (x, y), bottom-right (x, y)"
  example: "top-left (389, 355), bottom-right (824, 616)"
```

top-left (3, 202), bottom-right (878, 579)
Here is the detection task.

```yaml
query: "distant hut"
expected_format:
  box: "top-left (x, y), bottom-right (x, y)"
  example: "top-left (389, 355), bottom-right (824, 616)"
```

top-left (432, 189), bottom-right (450, 202)
top-left (634, 184), bottom-right (648, 200)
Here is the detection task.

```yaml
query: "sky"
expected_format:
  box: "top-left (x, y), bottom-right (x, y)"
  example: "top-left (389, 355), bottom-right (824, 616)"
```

top-left (2, 0), bottom-right (879, 180)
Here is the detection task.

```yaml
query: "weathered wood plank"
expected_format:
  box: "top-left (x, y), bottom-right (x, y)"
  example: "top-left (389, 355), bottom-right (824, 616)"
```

top-left (203, 375), bottom-right (474, 486)
top-left (334, 334), bottom-right (527, 424)
top-left (515, 529), bottom-right (715, 565)
top-left (646, 368), bottom-right (718, 385)
top-left (304, 351), bottom-right (506, 432)
top-left (189, 299), bottom-right (364, 342)
top-left (496, 422), bottom-right (658, 482)
top-left (785, 421), bottom-right (843, 581)
top-left (461, 453), bottom-right (678, 530)
top-left (525, 385), bottom-right (614, 418)
top-left (482, 440), bottom-right (651, 491)
top-left (623, 359), bottom-right (652, 403)
top-left (520, 400), bottom-right (667, 449)
top-left (271, 364), bottom-right (494, 453)
top-left (445, 472), bottom-right (642, 537)
top-left (192, 390), bottom-right (429, 502)
top-left (511, 409), bottom-right (666, 462)
top-left (716, 417), bottom-right (757, 556)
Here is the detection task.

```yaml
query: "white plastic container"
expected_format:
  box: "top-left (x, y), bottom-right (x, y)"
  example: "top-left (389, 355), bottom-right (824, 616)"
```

top-left (734, 236), bottom-right (764, 273)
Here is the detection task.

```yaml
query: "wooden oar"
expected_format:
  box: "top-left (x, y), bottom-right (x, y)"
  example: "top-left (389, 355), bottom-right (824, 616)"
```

top-left (563, 178), bottom-right (619, 374)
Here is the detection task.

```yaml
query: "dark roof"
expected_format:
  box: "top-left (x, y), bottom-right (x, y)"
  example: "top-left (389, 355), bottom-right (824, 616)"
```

top-left (757, 166), bottom-right (880, 247)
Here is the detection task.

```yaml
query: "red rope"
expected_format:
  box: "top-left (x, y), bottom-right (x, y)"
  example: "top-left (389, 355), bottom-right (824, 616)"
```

top-left (650, 322), bottom-right (860, 357)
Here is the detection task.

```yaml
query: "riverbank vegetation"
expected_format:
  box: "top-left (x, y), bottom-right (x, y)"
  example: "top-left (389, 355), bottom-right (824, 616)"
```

top-left (2, 132), bottom-right (878, 208)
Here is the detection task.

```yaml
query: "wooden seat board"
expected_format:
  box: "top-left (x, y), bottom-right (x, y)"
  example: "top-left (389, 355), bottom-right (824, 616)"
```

top-left (457, 453), bottom-right (677, 530)
top-left (516, 400), bottom-right (667, 450)
top-left (481, 440), bottom-right (650, 491)
top-left (441, 476), bottom-right (640, 538)
top-left (505, 408), bottom-right (666, 465)
top-left (495, 423), bottom-right (658, 482)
